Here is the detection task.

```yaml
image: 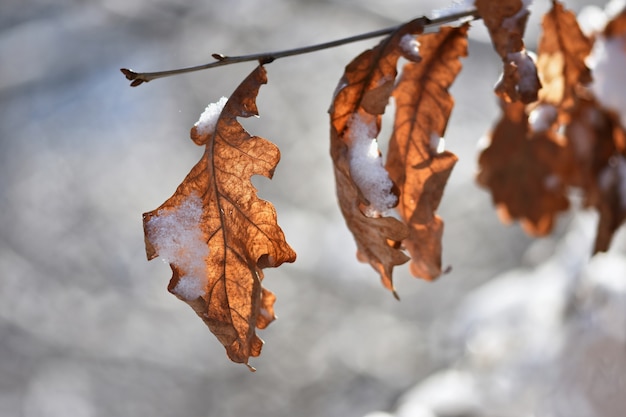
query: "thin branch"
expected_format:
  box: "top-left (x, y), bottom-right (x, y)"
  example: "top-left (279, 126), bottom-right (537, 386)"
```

top-left (121, 8), bottom-right (479, 86)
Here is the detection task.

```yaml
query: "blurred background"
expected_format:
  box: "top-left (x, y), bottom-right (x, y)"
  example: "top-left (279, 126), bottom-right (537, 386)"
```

top-left (1, 0), bottom-right (624, 416)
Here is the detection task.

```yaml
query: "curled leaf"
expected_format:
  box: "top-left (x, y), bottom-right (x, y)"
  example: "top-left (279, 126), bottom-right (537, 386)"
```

top-left (330, 19), bottom-right (426, 294)
top-left (386, 25), bottom-right (468, 280)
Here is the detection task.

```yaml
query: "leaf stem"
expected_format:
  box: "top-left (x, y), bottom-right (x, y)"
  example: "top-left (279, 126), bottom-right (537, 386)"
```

top-left (121, 8), bottom-right (479, 86)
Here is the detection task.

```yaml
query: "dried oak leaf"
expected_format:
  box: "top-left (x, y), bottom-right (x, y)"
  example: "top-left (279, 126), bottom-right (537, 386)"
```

top-left (477, 101), bottom-right (571, 235)
top-left (143, 65), bottom-right (296, 369)
top-left (475, 0), bottom-right (541, 103)
top-left (386, 24), bottom-right (468, 280)
top-left (330, 18), bottom-right (427, 295)
top-left (536, 1), bottom-right (592, 111)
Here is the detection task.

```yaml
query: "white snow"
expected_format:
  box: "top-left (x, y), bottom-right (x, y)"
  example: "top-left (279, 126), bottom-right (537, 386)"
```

top-left (431, 0), bottom-right (475, 19)
top-left (577, 6), bottom-right (608, 36)
top-left (399, 34), bottom-right (421, 62)
top-left (347, 113), bottom-right (397, 216)
top-left (429, 133), bottom-right (446, 154)
top-left (605, 0), bottom-right (626, 20)
top-left (528, 104), bottom-right (557, 132)
top-left (193, 96), bottom-right (228, 137)
top-left (145, 193), bottom-right (209, 300)
top-left (588, 36), bottom-right (626, 129)
top-left (578, 0), bottom-right (626, 129)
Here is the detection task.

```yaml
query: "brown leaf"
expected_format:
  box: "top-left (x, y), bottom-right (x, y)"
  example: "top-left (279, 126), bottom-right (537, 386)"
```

top-left (536, 1), bottom-right (592, 111)
top-left (477, 101), bottom-right (571, 235)
top-left (329, 19), bottom-right (426, 295)
top-left (475, 0), bottom-right (541, 103)
top-left (143, 66), bottom-right (296, 368)
top-left (386, 25), bottom-right (468, 280)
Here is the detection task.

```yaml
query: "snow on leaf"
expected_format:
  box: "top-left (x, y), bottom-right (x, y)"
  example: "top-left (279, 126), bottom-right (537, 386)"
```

top-left (386, 24), bottom-right (468, 281)
top-left (330, 18), bottom-right (428, 295)
top-left (143, 65), bottom-right (296, 369)
top-left (477, 101), bottom-right (572, 236)
top-left (475, 0), bottom-right (541, 103)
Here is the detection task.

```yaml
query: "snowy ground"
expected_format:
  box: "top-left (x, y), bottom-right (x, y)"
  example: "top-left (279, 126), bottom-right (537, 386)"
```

top-left (0, 1), bottom-right (621, 416)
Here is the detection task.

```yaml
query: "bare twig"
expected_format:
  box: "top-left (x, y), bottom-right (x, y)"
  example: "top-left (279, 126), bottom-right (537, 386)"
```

top-left (121, 8), bottom-right (479, 86)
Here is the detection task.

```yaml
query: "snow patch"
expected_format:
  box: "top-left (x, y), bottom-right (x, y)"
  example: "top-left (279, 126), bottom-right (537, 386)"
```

top-left (399, 34), bottom-right (421, 62)
top-left (145, 194), bottom-right (209, 300)
top-left (193, 96), bottom-right (228, 137)
top-left (588, 36), bottom-right (626, 129)
top-left (577, 6), bottom-right (608, 36)
top-left (529, 104), bottom-right (557, 132)
top-left (429, 133), bottom-right (446, 154)
top-left (508, 50), bottom-right (539, 97)
top-left (347, 113), bottom-right (397, 216)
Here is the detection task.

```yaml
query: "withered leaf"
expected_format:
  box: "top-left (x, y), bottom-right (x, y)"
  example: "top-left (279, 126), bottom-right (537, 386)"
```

top-left (475, 0), bottom-right (541, 103)
top-left (477, 101), bottom-right (571, 235)
top-left (143, 65), bottom-right (296, 369)
top-left (386, 25), bottom-right (468, 280)
top-left (330, 19), bottom-right (427, 295)
top-left (537, 1), bottom-right (592, 111)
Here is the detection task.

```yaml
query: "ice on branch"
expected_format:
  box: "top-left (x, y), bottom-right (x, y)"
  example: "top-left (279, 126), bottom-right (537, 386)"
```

top-left (431, 0), bottom-right (475, 19)
top-left (347, 113), bottom-right (397, 216)
top-left (145, 194), bottom-right (209, 300)
top-left (193, 96), bottom-right (228, 137)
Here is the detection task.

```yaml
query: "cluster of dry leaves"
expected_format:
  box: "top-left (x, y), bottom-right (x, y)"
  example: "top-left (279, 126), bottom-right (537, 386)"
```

top-left (139, 0), bottom-right (626, 367)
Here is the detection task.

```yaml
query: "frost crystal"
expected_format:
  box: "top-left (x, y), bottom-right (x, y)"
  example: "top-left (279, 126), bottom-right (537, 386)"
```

top-left (194, 96), bottom-right (228, 137)
top-left (347, 113), bottom-right (397, 216)
top-left (146, 194), bottom-right (209, 300)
